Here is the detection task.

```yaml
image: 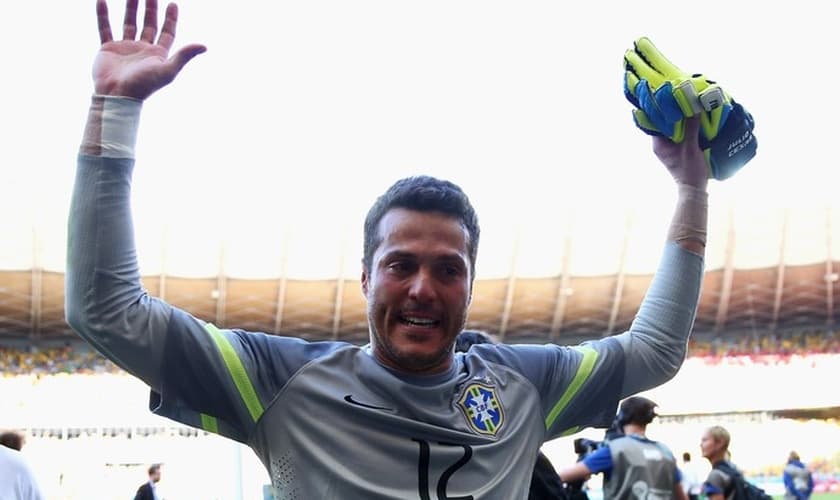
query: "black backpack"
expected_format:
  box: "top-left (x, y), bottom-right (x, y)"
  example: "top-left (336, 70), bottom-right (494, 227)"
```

top-left (714, 461), bottom-right (772, 500)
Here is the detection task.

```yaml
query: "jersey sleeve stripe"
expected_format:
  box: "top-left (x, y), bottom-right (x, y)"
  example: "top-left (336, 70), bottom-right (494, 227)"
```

top-left (204, 323), bottom-right (265, 423)
top-left (559, 425), bottom-right (581, 437)
top-left (200, 413), bottom-right (219, 433)
top-left (544, 346), bottom-right (598, 430)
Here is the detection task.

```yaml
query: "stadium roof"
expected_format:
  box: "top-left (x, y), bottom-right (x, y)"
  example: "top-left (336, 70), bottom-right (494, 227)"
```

top-left (2, 202), bottom-right (838, 344)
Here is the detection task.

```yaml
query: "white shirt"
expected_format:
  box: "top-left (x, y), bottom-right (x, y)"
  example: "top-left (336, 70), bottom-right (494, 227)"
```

top-left (0, 446), bottom-right (45, 500)
top-left (681, 460), bottom-right (703, 495)
top-left (149, 480), bottom-right (161, 500)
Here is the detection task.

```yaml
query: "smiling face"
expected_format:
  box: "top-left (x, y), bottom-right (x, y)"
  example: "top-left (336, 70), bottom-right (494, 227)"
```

top-left (362, 208), bottom-right (473, 374)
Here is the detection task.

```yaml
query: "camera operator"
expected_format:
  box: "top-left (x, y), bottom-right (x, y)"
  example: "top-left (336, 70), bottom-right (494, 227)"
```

top-left (557, 397), bottom-right (687, 500)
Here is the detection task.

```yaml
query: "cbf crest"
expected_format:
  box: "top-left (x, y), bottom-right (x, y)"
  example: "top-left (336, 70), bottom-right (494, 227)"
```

top-left (457, 382), bottom-right (505, 436)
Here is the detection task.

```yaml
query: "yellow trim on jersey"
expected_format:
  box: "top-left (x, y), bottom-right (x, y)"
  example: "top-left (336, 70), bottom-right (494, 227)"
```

top-left (545, 346), bottom-right (598, 430)
top-left (204, 323), bottom-right (265, 423)
top-left (200, 413), bottom-right (219, 433)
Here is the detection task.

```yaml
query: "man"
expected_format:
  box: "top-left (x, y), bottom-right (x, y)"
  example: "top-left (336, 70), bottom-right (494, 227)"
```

top-left (134, 463), bottom-right (163, 500)
top-left (0, 430), bottom-right (26, 451)
top-left (783, 451), bottom-right (813, 500)
top-left (680, 452), bottom-right (702, 500)
top-left (557, 397), bottom-right (688, 500)
top-left (66, 1), bottom-right (709, 498)
top-left (0, 445), bottom-right (46, 500)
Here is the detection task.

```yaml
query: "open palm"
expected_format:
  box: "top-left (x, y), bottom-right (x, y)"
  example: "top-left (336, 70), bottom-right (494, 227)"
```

top-left (92, 0), bottom-right (205, 100)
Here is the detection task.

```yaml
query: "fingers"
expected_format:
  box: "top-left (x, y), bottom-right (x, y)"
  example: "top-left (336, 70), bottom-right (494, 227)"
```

top-left (157, 3), bottom-right (178, 50)
top-left (106, 0), bottom-right (177, 47)
top-left (632, 109), bottom-right (665, 138)
top-left (624, 71), bottom-right (641, 108)
top-left (122, 0), bottom-right (139, 40)
top-left (636, 82), bottom-right (681, 141)
top-left (98, 0), bottom-right (206, 73)
top-left (633, 37), bottom-right (685, 80)
top-left (624, 49), bottom-right (667, 88)
top-left (140, 0), bottom-right (159, 43)
top-left (96, 0), bottom-right (113, 44)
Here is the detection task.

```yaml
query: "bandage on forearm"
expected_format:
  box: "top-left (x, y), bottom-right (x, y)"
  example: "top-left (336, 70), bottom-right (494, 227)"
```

top-left (667, 183), bottom-right (708, 246)
top-left (80, 95), bottom-right (142, 158)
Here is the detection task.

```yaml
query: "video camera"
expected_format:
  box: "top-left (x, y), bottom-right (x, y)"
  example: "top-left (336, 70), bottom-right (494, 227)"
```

top-left (560, 420), bottom-right (624, 500)
top-left (573, 437), bottom-right (602, 459)
top-left (556, 438), bottom-right (603, 500)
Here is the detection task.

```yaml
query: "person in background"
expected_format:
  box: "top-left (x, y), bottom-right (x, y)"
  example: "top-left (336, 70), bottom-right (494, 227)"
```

top-left (0, 444), bottom-right (46, 500)
top-left (783, 451), bottom-right (814, 500)
top-left (700, 425), bottom-right (735, 500)
top-left (681, 452), bottom-right (702, 500)
top-left (556, 396), bottom-right (687, 500)
top-left (0, 430), bottom-right (26, 451)
top-left (134, 463), bottom-right (163, 500)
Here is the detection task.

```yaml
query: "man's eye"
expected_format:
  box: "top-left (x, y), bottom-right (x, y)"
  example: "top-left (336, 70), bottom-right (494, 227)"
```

top-left (442, 265), bottom-right (461, 276)
top-left (388, 262), bottom-right (409, 272)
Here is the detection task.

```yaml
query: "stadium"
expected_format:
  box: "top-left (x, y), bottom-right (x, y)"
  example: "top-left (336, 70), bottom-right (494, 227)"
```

top-left (3, 199), bottom-right (840, 498)
top-left (4, 0), bottom-right (840, 499)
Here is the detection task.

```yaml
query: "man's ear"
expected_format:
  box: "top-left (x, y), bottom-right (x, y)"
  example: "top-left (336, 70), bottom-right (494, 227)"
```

top-left (361, 267), bottom-right (369, 296)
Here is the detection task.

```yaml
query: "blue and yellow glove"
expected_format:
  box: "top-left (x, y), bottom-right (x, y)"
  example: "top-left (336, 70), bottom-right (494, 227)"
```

top-left (623, 37), bottom-right (757, 180)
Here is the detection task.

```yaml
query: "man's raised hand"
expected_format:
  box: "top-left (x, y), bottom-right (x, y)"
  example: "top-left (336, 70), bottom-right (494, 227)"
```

top-left (93, 0), bottom-right (206, 100)
top-left (652, 116), bottom-right (709, 191)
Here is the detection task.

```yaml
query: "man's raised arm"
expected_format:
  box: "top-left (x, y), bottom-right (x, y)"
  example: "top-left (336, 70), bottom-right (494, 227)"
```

top-left (65, 0), bottom-right (205, 388)
top-left (614, 116), bottom-right (709, 397)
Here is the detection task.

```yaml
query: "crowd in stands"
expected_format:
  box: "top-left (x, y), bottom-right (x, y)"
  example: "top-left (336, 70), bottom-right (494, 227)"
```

top-left (0, 345), bottom-right (120, 375)
top-left (688, 329), bottom-right (840, 358)
top-left (1, 329), bottom-right (839, 375)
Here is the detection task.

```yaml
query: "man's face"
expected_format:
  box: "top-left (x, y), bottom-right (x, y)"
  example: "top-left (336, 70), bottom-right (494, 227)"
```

top-left (151, 468), bottom-right (162, 483)
top-left (362, 208), bottom-right (472, 374)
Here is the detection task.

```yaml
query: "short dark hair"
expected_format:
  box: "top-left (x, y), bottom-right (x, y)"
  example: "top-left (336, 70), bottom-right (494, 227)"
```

top-left (454, 329), bottom-right (497, 353)
top-left (682, 452), bottom-right (691, 462)
top-left (617, 396), bottom-right (658, 426)
top-left (0, 430), bottom-right (24, 451)
top-left (363, 176), bottom-right (480, 278)
top-left (148, 463), bottom-right (162, 476)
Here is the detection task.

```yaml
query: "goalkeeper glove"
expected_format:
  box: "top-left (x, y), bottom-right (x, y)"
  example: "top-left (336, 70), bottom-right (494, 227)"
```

top-left (623, 37), bottom-right (757, 180)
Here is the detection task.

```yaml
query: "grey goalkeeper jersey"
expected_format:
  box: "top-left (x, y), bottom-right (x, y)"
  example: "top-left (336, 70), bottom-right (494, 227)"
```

top-left (154, 311), bottom-right (625, 499)
top-left (67, 103), bottom-right (703, 499)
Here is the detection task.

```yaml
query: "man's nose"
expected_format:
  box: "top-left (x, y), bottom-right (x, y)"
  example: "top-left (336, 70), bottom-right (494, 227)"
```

top-left (408, 268), bottom-right (437, 302)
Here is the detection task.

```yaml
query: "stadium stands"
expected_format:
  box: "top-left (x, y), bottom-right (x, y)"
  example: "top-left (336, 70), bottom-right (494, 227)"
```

top-left (2, 328), bottom-right (837, 376)
top-left (2, 336), bottom-right (839, 499)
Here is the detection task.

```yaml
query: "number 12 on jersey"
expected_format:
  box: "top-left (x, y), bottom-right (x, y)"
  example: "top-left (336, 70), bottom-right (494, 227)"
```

top-left (412, 438), bottom-right (475, 500)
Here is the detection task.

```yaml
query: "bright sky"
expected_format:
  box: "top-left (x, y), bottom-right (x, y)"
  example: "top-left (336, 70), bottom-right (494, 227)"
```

top-left (2, 0), bottom-right (839, 280)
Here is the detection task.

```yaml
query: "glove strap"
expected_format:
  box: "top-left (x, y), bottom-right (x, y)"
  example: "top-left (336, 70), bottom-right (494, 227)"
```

top-left (674, 81), bottom-right (704, 116)
top-left (674, 80), bottom-right (726, 116)
top-left (699, 86), bottom-right (726, 112)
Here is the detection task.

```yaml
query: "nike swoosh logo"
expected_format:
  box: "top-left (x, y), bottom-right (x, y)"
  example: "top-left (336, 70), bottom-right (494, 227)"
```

top-left (344, 394), bottom-right (395, 412)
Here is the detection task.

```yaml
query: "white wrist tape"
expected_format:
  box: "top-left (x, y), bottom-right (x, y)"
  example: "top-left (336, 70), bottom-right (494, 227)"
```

top-left (667, 183), bottom-right (708, 246)
top-left (80, 95), bottom-right (142, 158)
